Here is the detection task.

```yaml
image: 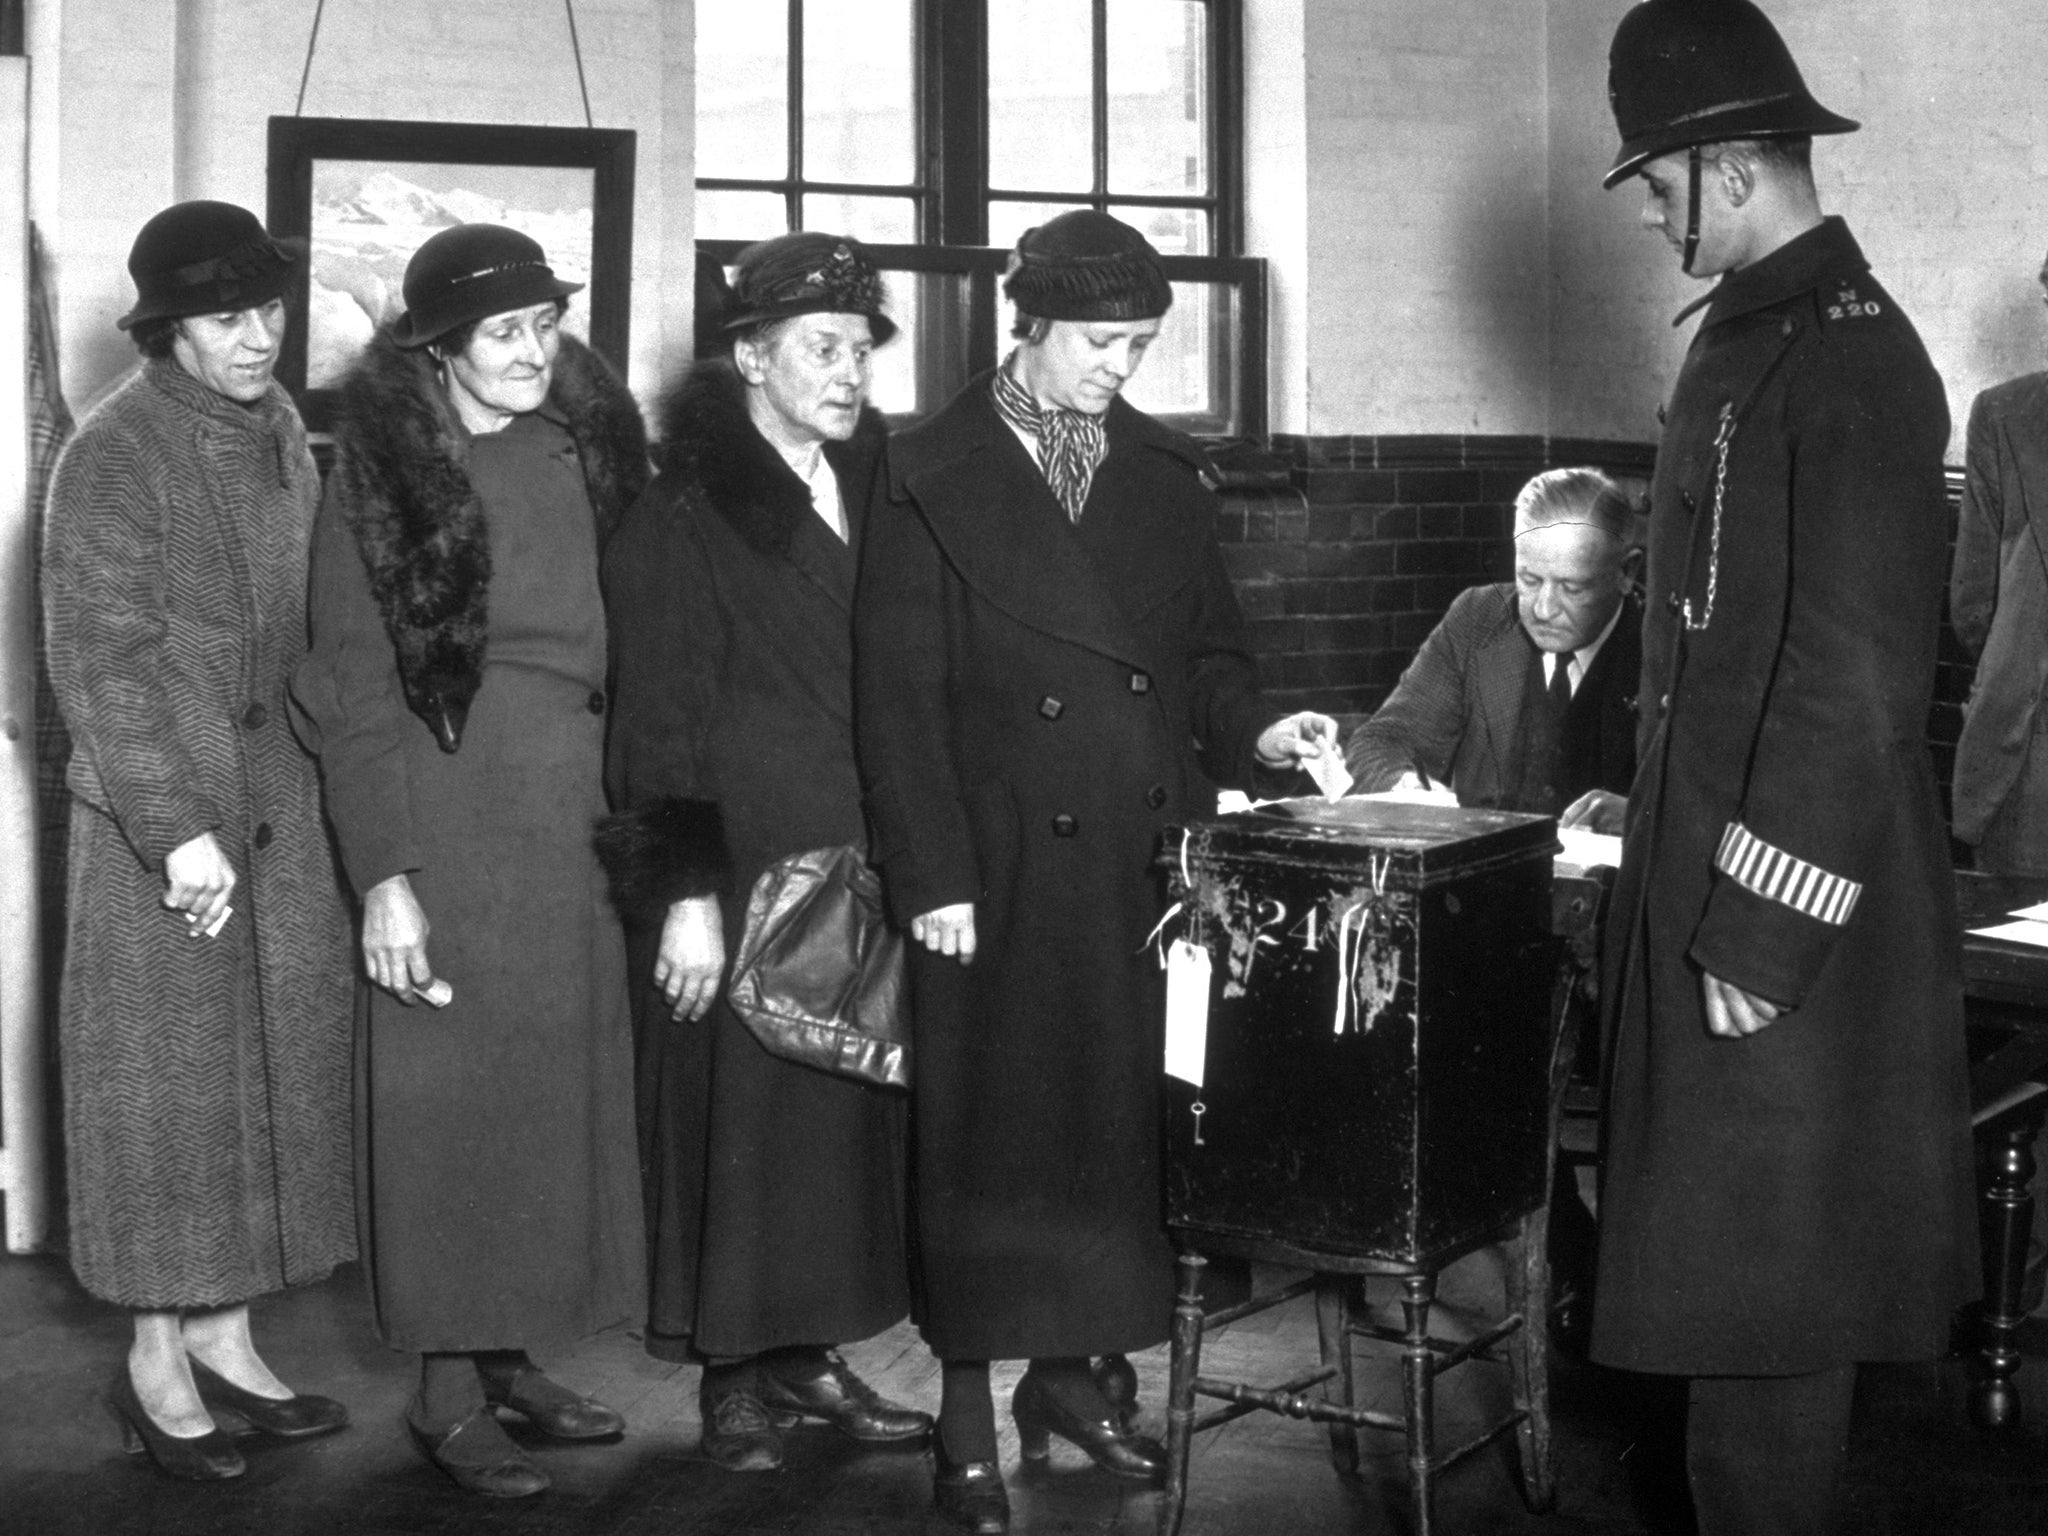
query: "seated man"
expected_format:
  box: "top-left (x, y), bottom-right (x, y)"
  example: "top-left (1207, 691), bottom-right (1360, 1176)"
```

top-left (1344, 467), bottom-right (1642, 833)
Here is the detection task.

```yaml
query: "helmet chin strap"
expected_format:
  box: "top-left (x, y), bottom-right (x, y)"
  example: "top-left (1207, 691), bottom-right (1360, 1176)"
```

top-left (1681, 144), bottom-right (1703, 275)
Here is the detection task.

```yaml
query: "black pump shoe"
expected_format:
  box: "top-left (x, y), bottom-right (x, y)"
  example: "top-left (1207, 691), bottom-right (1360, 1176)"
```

top-left (754, 1350), bottom-right (932, 1443)
top-left (933, 1446), bottom-right (1011, 1532)
top-left (105, 1371), bottom-right (245, 1481)
top-left (190, 1359), bottom-right (349, 1440)
top-left (1011, 1369), bottom-right (1165, 1482)
top-left (481, 1365), bottom-right (624, 1441)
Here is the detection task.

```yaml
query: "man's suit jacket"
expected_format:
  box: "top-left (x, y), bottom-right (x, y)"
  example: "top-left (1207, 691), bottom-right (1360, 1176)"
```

top-left (1342, 581), bottom-right (1640, 810)
top-left (1952, 370), bottom-right (2048, 848)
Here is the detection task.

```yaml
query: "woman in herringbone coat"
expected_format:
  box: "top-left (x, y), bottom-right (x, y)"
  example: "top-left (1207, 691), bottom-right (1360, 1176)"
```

top-left (292, 225), bottom-right (648, 1498)
top-left (43, 202), bottom-right (356, 1481)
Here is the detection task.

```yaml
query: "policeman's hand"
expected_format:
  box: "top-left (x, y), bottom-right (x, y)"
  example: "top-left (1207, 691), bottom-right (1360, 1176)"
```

top-left (655, 895), bottom-right (725, 1022)
top-left (164, 831), bottom-right (236, 937)
top-left (1702, 971), bottom-right (1782, 1038)
top-left (1560, 789), bottom-right (1628, 835)
top-left (362, 873), bottom-right (435, 1004)
top-left (1256, 711), bottom-right (1341, 767)
top-left (911, 903), bottom-right (977, 963)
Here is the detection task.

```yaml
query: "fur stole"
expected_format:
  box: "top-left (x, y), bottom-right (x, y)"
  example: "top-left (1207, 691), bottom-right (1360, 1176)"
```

top-left (331, 329), bottom-right (650, 752)
top-left (651, 358), bottom-right (887, 556)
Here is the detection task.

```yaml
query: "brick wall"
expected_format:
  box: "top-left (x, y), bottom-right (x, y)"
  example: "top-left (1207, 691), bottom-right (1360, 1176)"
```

top-left (1215, 434), bottom-right (1655, 720)
top-left (1215, 439), bottom-right (1976, 827)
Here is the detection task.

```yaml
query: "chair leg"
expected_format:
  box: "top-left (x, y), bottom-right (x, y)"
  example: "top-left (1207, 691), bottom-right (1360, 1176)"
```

top-left (1314, 1274), bottom-right (1360, 1478)
top-left (1507, 1208), bottom-right (1556, 1512)
top-left (1400, 1272), bottom-right (1437, 1536)
top-left (1160, 1250), bottom-right (1208, 1536)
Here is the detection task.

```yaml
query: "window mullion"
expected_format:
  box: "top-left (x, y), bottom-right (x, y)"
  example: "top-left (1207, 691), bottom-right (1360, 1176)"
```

top-left (1091, 0), bottom-right (1109, 208)
top-left (787, 0), bottom-right (805, 230)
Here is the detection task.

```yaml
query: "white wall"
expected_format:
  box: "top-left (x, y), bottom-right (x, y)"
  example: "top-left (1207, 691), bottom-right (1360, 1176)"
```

top-left (32, 0), bottom-right (694, 411)
top-left (1253, 0), bottom-right (2048, 457)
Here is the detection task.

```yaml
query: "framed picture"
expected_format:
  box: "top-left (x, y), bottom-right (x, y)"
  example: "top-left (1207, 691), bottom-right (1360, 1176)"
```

top-left (266, 116), bottom-right (635, 432)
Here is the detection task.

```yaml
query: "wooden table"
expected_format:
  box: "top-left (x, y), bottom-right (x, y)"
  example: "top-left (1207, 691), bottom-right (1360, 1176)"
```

top-left (1954, 871), bottom-right (2048, 1430)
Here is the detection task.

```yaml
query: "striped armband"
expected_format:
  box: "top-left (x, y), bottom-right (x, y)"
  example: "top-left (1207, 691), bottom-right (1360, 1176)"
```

top-left (1713, 822), bottom-right (1862, 927)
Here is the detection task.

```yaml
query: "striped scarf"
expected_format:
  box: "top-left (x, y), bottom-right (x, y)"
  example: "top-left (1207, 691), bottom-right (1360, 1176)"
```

top-left (991, 351), bottom-right (1107, 522)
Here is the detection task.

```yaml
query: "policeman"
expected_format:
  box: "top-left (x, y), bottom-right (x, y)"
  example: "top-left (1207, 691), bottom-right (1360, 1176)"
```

top-left (1596, 3), bottom-right (1978, 1532)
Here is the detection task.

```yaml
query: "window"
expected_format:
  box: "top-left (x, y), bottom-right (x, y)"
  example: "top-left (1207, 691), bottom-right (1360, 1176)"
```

top-left (695, 0), bottom-right (1261, 438)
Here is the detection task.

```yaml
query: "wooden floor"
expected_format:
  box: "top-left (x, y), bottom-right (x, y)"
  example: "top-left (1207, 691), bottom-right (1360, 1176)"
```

top-left (3, 1247), bottom-right (2046, 1536)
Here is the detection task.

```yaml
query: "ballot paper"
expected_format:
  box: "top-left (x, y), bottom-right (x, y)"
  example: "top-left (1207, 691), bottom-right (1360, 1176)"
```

top-left (1555, 827), bottom-right (1624, 870)
top-left (1354, 783), bottom-right (1460, 808)
top-left (1305, 744), bottom-right (1354, 800)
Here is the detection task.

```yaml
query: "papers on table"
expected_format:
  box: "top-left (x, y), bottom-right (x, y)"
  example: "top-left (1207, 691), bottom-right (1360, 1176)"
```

top-left (1555, 826), bottom-right (1623, 870)
top-left (1354, 783), bottom-right (1460, 808)
top-left (1968, 915), bottom-right (2048, 950)
top-left (1969, 896), bottom-right (2048, 949)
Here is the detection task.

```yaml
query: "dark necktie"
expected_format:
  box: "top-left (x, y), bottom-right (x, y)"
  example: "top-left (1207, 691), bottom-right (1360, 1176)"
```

top-left (1549, 654), bottom-right (1574, 712)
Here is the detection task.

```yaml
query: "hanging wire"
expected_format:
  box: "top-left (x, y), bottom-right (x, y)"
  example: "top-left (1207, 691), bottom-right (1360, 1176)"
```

top-left (293, 0), bottom-right (327, 116)
top-left (565, 0), bottom-right (594, 129)
top-left (294, 1), bottom-right (594, 127)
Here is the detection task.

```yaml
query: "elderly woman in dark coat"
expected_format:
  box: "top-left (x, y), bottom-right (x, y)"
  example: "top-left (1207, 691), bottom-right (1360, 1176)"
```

top-left (292, 224), bottom-right (648, 1498)
top-left (599, 233), bottom-right (929, 1473)
top-left (854, 211), bottom-right (1336, 1532)
top-left (44, 201), bottom-right (355, 1481)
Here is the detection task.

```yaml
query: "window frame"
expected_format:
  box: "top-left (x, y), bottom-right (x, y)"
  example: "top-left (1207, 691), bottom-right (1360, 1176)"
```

top-left (696, 0), bottom-right (1259, 439)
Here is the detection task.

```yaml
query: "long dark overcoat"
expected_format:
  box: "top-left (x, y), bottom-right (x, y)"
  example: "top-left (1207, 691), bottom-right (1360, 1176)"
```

top-left (44, 359), bottom-right (355, 1310)
top-left (1594, 218), bottom-right (1979, 1374)
top-left (1950, 371), bottom-right (2048, 859)
top-left (598, 361), bottom-right (911, 1360)
top-left (291, 332), bottom-right (648, 1352)
top-left (1344, 581), bottom-right (1641, 808)
top-left (853, 375), bottom-right (1279, 1361)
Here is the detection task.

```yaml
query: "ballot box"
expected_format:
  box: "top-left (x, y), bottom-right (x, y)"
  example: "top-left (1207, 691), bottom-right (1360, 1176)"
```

top-left (1159, 797), bottom-right (1560, 1268)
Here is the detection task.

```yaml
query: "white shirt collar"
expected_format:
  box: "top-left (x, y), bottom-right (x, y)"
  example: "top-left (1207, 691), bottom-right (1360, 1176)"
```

top-left (1541, 598), bottom-right (1626, 695)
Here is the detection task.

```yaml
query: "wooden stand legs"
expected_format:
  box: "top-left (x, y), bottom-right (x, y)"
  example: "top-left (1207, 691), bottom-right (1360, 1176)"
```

top-left (1973, 1103), bottom-right (2045, 1429)
top-left (1161, 1252), bottom-right (1207, 1536)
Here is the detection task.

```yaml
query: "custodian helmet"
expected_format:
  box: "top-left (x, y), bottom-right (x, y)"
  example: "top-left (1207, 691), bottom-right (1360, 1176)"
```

top-left (1603, 0), bottom-right (1858, 189)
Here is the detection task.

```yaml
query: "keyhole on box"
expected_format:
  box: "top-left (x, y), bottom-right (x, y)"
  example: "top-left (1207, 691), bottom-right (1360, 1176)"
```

top-left (1191, 1101), bottom-right (1207, 1146)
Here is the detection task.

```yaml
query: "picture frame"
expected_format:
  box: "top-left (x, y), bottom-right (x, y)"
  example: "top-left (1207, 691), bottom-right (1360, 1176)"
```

top-left (266, 116), bottom-right (636, 433)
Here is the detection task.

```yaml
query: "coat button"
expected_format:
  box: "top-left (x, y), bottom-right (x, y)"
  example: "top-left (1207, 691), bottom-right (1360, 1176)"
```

top-left (1679, 490), bottom-right (1696, 514)
top-left (1146, 784), bottom-right (1168, 811)
top-left (254, 821), bottom-right (273, 850)
top-left (241, 702), bottom-right (268, 730)
top-left (1038, 695), bottom-right (1064, 721)
top-left (1129, 671), bottom-right (1151, 695)
top-left (1665, 591), bottom-right (1682, 614)
top-left (1051, 813), bottom-right (1079, 838)
top-left (1659, 693), bottom-right (1671, 715)
top-left (586, 691), bottom-right (606, 715)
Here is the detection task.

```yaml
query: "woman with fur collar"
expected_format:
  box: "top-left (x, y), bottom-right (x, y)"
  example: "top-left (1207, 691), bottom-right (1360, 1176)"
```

top-left (598, 233), bottom-right (929, 1474)
top-left (291, 225), bottom-right (649, 1498)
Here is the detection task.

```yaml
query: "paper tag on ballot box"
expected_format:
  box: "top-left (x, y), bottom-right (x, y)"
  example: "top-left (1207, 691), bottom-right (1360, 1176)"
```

top-left (1164, 938), bottom-right (1212, 1088)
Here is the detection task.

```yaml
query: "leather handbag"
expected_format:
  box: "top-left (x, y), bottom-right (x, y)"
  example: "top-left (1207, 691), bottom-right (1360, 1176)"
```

top-left (726, 844), bottom-right (910, 1089)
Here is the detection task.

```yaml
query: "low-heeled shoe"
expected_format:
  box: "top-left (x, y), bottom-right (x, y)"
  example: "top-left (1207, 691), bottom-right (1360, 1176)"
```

top-left (933, 1447), bottom-right (1011, 1533)
top-left (753, 1351), bottom-right (932, 1443)
top-left (700, 1380), bottom-right (784, 1472)
top-left (482, 1367), bottom-right (625, 1441)
top-left (407, 1403), bottom-right (550, 1498)
top-left (105, 1371), bottom-right (245, 1481)
top-left (1011, 1369), bottom-right (1166, 1482)
top-left (190, 1359), bottom-right (349, 1440)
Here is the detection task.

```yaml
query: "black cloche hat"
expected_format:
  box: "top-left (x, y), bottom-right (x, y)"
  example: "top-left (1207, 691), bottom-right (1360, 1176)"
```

top-left (1604, 0), bottom-right (1858, 189)
top-left (1003, 210), bottom-right (1173, 323)
top-left (117, 200), bottom-right (305, 330)
top-left (389, 223), bottom-right (583, 349)
top-left (720, 232), bottom-right (897, 345)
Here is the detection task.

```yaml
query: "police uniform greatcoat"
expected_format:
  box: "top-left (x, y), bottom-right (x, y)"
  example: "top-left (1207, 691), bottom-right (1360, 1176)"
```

top-left (1594, 217), bottom-right (1979, 1374)
top-left (854, 375), bottom-right (1280, 1361)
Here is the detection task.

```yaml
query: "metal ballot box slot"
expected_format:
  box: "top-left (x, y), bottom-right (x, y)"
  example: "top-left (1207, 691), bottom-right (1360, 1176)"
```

top-left (1160, 797), bottom-right (1559, 1268)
